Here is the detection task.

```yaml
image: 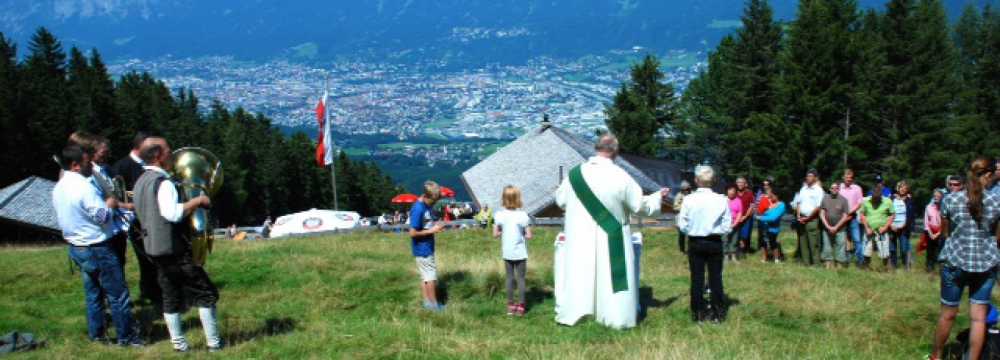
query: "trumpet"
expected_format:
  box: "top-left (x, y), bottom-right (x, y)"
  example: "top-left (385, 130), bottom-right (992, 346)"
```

top-left (111, 175), bottom-right (132, 204)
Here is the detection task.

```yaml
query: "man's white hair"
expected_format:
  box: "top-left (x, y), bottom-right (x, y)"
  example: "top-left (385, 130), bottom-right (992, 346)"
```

top-left (595, 133), bottom-right (619, 154)
top-left (695, 165), bottom-right (715, 188)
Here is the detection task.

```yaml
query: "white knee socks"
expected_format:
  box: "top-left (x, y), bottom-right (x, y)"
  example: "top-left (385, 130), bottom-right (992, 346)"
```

top-left (198, 307), bottom-right (222, 349)
top-left (163, 313), bottom-right (189, 352)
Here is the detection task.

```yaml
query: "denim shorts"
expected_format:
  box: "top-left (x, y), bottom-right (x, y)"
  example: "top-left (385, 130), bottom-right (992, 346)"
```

top-left (940, 265), bottom-right (997, 307)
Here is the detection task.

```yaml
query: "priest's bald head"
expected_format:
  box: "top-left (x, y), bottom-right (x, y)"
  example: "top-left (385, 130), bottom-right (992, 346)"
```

top-left (694, 165), bottom-right (716, 188)
top-left (595, 133), bottom-right (619, 159)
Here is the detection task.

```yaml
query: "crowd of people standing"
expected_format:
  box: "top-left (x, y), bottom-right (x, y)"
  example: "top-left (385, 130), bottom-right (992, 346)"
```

top-left (677, 166), bottom-right (1000, 275)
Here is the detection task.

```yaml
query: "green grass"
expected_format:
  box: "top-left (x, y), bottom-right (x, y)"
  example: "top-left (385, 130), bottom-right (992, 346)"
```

top-left (0, 228), bottom-right (971, 359)
top-left (342, 147), bottom-right (370, 156)
top-left (480, 143), bottom-right (504, 157)
top-left (377, 143), bottom-right (435, 151)
top-left (424, 118), bottom-right (454, 130)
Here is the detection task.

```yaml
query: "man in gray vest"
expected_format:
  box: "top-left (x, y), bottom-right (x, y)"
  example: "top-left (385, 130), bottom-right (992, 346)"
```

top-left (133, 137), bottom-right (222, 353)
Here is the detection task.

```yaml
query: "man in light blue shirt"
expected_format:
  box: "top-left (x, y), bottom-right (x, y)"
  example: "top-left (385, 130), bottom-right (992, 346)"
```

top-left (52, 144), bottom-right (142, 347)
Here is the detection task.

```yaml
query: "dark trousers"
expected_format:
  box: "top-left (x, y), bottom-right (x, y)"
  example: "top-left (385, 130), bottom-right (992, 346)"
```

top-left (677, 229), bottom-right (687, 253)
top-left (926, 233), bottom-right (945, 271)
top-left (795, 220), bottom-right (821, 265)
top-left (150, 253), bottom-right (219, 314)
top-left (129, 229), bottom-right (161, 303)
top-left (756, 220), bottom-right (768, 251)
top-left (688, 236), bottom-right (725, 317)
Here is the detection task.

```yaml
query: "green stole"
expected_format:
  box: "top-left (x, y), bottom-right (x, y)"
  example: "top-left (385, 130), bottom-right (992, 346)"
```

top-left (568, 165), bottom-right (628, 293)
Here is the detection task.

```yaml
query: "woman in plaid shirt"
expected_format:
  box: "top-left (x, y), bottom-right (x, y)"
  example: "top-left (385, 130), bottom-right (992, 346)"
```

top-left (930, 157), bottom-right (1000, 360)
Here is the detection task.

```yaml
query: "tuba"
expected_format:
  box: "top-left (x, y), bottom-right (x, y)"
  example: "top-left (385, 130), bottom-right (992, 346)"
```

top-left (170, 147), bottom-right (224, 266)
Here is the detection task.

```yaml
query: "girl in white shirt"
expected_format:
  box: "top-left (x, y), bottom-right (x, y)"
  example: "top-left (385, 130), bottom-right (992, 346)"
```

top-left (493, 185), bottom-right (533, 316)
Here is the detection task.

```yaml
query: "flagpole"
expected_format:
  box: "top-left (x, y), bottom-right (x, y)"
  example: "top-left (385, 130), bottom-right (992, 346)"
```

top-left (326, 75), bottom-right (338, 211)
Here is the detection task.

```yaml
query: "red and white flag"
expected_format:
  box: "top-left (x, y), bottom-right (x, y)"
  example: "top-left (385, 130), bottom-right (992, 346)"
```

top-left (314, 91), bottom-right (335, 167)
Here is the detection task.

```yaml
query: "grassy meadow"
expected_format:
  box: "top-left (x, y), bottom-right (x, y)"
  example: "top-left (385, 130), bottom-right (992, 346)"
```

top-left (0, 228), bottom-right (974, 359)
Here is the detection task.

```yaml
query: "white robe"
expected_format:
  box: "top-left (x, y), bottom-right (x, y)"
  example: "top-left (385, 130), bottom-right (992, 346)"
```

top-left (554, 156), bottom-right (664, 329)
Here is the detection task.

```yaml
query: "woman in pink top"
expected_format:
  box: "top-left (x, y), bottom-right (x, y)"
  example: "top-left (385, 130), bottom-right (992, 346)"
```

top-left (725, 185), bottom-right (744, 262)
top-left (924, 189), bottom-right (945, 272)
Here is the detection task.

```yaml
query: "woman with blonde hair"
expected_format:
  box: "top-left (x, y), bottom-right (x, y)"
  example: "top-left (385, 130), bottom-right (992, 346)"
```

top-left (494, 185), bottom-right (532, 316)
top-left (889, 180), bottom-right (915, 270)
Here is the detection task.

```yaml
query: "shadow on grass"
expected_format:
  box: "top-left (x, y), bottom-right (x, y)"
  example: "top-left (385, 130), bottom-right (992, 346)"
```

top-left (525, 286), bottom-right (553, 312)
top-left (224, 317), bottom-right (297, 346)
top-left (436, 271), bottom-right (469, 305)
top-left (638, 286), bottom-right (680, 321)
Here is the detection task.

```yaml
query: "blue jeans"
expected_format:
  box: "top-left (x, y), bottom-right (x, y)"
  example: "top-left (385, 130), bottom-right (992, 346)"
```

top-left (940, 265), bottom-right (996, 307)
top-left (847, 218), bottom-right (864, 265)
top-left (739, 219), bottom-right (753, 244)
top-left (68, 245), bottom-right (138, 344)
top-left (889, 231), bottom-right (911, 267)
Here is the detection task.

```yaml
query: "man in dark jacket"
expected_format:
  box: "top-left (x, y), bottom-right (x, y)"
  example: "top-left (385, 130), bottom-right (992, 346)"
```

top-left (109, 132), bottom-right (161, 305)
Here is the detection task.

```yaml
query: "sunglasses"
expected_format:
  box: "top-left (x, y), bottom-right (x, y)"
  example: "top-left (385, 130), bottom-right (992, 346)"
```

top-left (948, 182), bottom-right (962, 187)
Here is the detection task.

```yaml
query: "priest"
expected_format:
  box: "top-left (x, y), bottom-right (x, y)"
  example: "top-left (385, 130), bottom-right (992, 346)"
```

top-left (554, 134), bottom-right (670, 329)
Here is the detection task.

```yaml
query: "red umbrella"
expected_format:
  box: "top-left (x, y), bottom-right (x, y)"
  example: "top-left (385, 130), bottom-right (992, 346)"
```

top-left (391, 194), bottom-right (419, 204)
top-left (440, 187), bottom-right (456, 198)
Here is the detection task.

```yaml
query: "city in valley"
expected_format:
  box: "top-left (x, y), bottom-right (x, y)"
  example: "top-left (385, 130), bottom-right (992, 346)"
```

top-left (109, 49), bottom-right (705, 196)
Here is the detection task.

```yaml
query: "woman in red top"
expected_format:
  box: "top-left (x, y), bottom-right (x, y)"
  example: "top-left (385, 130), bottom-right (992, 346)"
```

top-left (755, 178), bottom-right (774, 255)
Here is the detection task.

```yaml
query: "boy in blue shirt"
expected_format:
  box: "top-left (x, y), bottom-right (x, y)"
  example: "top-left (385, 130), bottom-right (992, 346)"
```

top-left (409, 181), bottom-right (447, 311)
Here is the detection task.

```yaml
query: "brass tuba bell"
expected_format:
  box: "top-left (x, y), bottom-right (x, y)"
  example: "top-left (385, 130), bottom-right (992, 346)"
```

top-left (170, 147), bottom-right (223, 265)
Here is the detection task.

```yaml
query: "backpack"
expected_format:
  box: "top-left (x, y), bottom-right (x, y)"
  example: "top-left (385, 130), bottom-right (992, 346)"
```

top-left (0, 331), bottom-right (42, 355)
top-left (957, 327), bottom-right (1000, 360)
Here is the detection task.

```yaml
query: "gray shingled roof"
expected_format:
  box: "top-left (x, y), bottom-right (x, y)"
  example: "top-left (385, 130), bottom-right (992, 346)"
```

top-left (461, 125), bottom-right (683, 216)
top-left (0, 177), bottom-right (59, 233)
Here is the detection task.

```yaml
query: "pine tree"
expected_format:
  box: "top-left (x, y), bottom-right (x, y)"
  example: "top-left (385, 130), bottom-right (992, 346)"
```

top-left (604, 55), bottom-right (676, 157)
top-left (67, 47), bottom-right (96, 131)
top-left (21, 28), bottom-right (70, 177)
top-left (87, 49), bottom-right (118, 140)
top-left (975, 6), bottom-right (1000, 153)
top-left (777, 0), bottom-right (860, 182)
top-left (0, 33), bottom-right (19, 185)
top-left (735, 0), bottom-right (783, 116)
top-left (851, 9), bottom-right (889, 177)
top-left (901, 0), bottom-right (961, 199)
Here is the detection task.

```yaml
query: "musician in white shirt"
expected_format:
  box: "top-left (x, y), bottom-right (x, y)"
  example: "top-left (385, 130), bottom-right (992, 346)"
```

top-left (677, 165), bottom-right (732, 323)
top-left (52, 144), bottom-right (142, 347)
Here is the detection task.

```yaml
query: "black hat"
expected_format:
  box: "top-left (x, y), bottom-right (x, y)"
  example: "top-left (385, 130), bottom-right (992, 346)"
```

top-left (874, 174), bottom-right (884, 183)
